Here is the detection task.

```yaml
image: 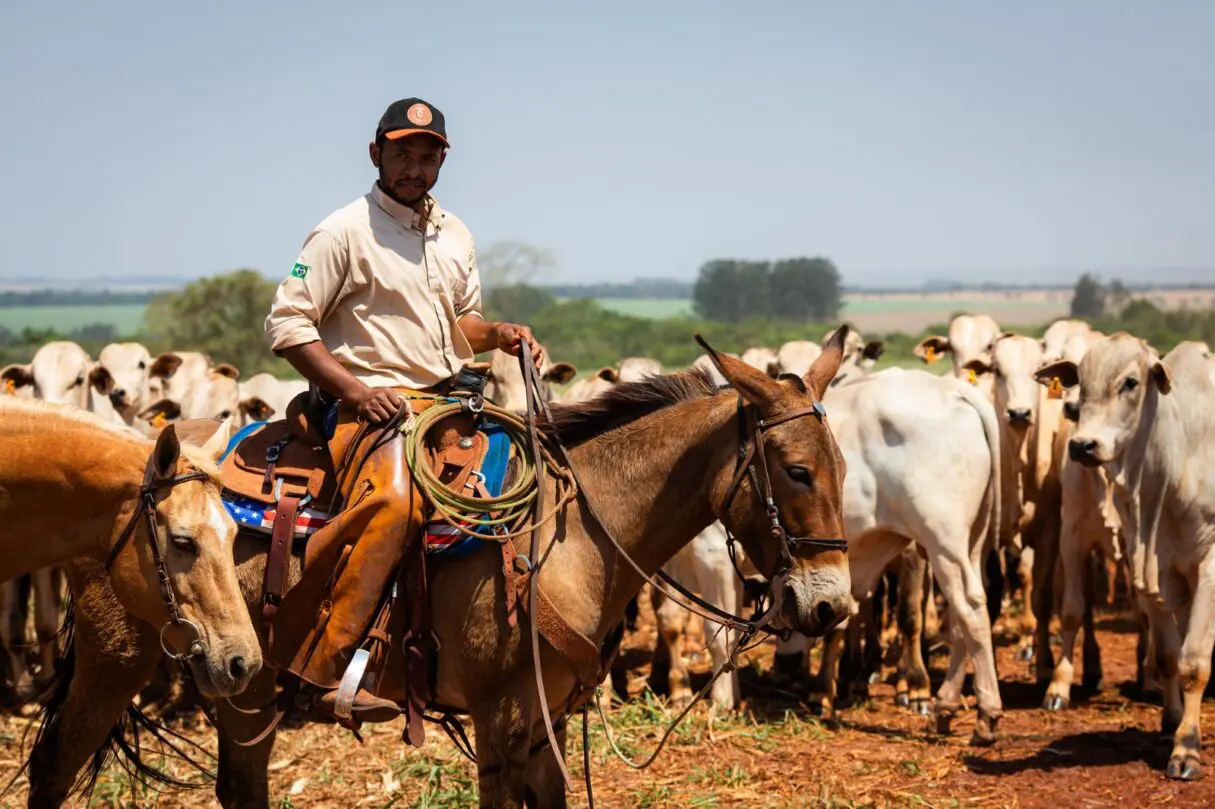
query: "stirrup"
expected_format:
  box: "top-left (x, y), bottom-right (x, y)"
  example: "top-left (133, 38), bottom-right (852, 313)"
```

top-left (334, 648), bottom-right (372, 722)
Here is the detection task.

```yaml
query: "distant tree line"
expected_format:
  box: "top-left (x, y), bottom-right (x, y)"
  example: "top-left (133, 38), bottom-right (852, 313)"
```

top-left (544, 279), bottom-right (693, 300)
top-left (1070, 273), bottom-right (1132, 318)
top-left (0, 289), bottom-right (157, 307)
top-left (693, 257), bottom-right (842, 323)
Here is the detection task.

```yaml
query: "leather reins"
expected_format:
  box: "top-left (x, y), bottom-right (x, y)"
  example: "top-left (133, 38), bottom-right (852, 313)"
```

top-left (105, 458), bottom-right (213, 663)
top-left (516, 342), bottom-right (849, 800)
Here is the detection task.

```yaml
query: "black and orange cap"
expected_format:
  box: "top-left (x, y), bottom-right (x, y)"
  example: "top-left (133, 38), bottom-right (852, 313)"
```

top-left (375, 98), bottom-right (449, 147)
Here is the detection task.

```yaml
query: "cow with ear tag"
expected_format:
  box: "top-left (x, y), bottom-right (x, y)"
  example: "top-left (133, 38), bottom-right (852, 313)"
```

top-left (1036, 333), bottom-right (1215, 781)
top-left (88, 342), bottom-right (154, 425)
top-left (484, 346), bottom-right (576, 413)
top-left (914, 314), bottom-right (1001, 378)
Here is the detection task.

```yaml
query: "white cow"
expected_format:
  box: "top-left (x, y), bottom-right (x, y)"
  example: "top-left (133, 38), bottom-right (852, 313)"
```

top-left (1039, 335), bottom-right (1215, 780)
top-left (1041, 319), bottom-right (1093, 363)
top-left (740, 347), bottom-right (780, 378)
top-left (775, 341), bottom-right (822, 378)
top-left (86, 342), bottom-right (154, 426)
top-left (915, 314), bottom-right (1001, 379)
top-left (484, 348), bottom-right (576, 414)
top-left (139, 352), bottom-right (241, 426)
top-left (238, 373), bottom-right (309, 425)
top-left (618, 357), bottom-right (663, 383)
top-left (822, 327), bottom-right (885, 387)
top-left (4, 342), bottom-right (92, 408)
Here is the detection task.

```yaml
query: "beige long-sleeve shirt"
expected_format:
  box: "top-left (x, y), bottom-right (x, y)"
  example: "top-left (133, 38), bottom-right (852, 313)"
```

top-left (265, 184), bottom-right (482, 390)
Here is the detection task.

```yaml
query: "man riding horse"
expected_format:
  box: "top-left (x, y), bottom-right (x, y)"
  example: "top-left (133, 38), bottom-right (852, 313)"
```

top-left (264, 97), bottom-right (543, 724)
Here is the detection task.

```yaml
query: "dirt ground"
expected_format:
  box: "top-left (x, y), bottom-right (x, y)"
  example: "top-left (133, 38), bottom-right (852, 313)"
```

top-left (3, 604), bottom-right (1215, 808)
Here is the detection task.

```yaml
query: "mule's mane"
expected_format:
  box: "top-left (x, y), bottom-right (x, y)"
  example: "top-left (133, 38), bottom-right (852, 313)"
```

top-left (542, 367), bottom-right (721, 446)
top-left (0, 398), bottom-right (221, 483)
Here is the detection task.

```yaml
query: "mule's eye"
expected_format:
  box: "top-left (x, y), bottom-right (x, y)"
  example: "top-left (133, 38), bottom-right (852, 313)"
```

top-left (1120, 377), bottom-right (1139, 394)
top-left (786, 466), bottom-right (813, 487)
top-left (170, 534), bottom-right (197, 553)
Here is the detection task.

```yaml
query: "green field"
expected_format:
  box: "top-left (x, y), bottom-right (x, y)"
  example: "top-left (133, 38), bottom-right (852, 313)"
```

top-left (574, 297), bottom-right (695, 318)
top-left (1, 304), bottom-right (147, 334)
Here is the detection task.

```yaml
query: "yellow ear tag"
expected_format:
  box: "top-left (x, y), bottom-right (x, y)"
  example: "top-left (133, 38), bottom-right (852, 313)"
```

top-left (967, 369), bottom-right (978, 386)
top-left (3, 379), bottom-right (14, 395)
top-left (1048, 377), bottom-right (1063, 400)
top-left (925, 346), bottom-right (939, 364)
top-left (151, 412), bottom-right (167, 428)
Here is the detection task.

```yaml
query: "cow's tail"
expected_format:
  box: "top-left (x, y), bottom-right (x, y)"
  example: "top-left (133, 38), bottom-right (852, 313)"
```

top-left (957, 384), bottom-right (1001, 561)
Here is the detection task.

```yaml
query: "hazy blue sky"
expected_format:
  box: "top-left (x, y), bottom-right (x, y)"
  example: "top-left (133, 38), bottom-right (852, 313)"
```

top-left (1, 1), bottom-right (1212, 287)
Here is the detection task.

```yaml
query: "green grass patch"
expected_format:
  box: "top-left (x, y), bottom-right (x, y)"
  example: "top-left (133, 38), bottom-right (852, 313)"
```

top-left (0, 304), bottom-right (146, 333)
top-left (584, 297), bottom-right (695, 318)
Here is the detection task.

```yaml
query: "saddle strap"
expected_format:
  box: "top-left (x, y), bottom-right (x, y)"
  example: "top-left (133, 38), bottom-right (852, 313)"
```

top-left (262, 495), bottom-right (301, 623)
top-left (402, 539), bottom-right (432, 748)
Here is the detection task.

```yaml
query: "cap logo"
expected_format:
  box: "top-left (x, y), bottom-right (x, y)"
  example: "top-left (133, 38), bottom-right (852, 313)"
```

top-left (407, 103), bottom-right (433, 126)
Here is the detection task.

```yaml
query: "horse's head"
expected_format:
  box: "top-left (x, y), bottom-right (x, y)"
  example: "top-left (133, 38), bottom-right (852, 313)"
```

top-left (119, 422), bottom-right (262, 698)
top-left (698, 329), bottom-right (852, 638)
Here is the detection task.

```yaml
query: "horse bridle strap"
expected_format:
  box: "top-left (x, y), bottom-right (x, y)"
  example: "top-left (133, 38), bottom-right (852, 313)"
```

top-left (105, 461), bottom-right (212, 663)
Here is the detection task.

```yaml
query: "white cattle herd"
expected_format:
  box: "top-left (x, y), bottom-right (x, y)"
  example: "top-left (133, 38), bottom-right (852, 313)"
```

top-left (3, 317), bottom-right (1214, 780)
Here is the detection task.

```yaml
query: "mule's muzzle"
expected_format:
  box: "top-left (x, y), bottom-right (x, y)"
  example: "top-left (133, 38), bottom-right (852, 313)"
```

top-left (190, 644), bottom-right (262, 698)
top-left (784, 582), bottom-right (850, 638)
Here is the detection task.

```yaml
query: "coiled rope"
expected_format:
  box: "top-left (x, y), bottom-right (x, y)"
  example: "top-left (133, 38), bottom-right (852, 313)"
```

top-left (400, 396), bottom-right (577, 541)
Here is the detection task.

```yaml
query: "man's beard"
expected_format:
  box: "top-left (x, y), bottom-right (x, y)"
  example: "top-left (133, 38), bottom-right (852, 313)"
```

top-left (378, 171), bottom-right (430, 208)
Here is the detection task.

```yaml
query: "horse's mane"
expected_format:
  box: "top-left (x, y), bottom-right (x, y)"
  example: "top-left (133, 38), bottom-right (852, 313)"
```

top-left (0, 398), bottom-right (221, 483)
top-left (541, 367), bottom-right (721, 447)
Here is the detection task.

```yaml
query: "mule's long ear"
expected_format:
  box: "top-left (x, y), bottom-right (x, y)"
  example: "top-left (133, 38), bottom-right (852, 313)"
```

top-left (914, 336), bottom-right (950, 364)
top-left (806, 325), bottom-right (849, 400)
top-left (152, 424), bottom-right (181, 481)
top-left (696, 334), bottom-right (782, 409)
top-left (1033, 360), bottom-right (1079, 390)
top-left (1151, 359), bottom-right (1173, 394)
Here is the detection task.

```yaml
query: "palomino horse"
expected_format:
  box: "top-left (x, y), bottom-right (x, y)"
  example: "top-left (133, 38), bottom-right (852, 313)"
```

top-left (26, 335), bottom-right (852, 809)
top-left (0, 398), bottom-right (262, 805)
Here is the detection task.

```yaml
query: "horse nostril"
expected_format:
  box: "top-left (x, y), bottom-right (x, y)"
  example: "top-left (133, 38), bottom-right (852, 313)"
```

top-left (230, 656), bottom-right (248, 681)
top-left (815, 600), bottom-right (836, 629)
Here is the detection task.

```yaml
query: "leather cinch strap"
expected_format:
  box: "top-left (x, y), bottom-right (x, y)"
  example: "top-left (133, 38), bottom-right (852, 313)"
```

top-left (263, 495), bottom-right (301, 623)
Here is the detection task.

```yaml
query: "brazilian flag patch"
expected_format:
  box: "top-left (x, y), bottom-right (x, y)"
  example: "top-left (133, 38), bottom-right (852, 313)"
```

top-left (290, 262), bottom-right (310, 279)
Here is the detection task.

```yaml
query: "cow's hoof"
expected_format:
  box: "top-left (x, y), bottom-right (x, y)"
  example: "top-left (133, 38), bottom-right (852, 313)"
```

top-left (1167, 755), bottom-right (1205, 781)
top-left (668, 691), bottom-right (694, 711)
top-left (1016, 645), bottom-right (1034, 663)
top-left (911, 698), bottom-right (933, 716)
top-left (868, 671), bottom-right (882, 685)
top-left (1043, 693), bottom-right (1069, 712)
top-left (894, 692), bottom-right (910, 708)
top-left (935, 711), bottom-right (955, 736)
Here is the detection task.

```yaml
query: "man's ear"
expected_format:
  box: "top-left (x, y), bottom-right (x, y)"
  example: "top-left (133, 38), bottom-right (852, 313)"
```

top-left (369, 140), bottom-right (381, 169)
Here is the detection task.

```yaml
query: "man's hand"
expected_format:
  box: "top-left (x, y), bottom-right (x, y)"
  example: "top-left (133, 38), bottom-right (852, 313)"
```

top-left (346, 385), bottom-right (402, 425)
top-left (494, 323), bottom-right (545, 366)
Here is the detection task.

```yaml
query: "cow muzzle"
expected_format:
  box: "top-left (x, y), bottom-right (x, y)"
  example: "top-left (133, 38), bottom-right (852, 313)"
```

top-left (1068, 437), bottom-right (1103, 467)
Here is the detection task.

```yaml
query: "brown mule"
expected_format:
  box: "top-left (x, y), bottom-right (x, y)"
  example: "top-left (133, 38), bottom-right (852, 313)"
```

top-left (24, 332), bottom-right (854, 809)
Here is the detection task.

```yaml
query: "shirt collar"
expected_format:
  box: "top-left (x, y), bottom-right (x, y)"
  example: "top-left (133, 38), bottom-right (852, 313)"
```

top-left (370, 183), bottom-right (444, 231)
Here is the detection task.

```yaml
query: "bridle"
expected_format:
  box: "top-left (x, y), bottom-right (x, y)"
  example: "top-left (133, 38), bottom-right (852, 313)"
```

top-left (719, 392), bottom-right (849, 582)
top-left (105, 456), bottom-right (212, 664)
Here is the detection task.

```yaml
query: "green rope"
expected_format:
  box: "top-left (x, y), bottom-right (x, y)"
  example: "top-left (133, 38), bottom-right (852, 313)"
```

top-left (402, 399), bottom-right (548, 540)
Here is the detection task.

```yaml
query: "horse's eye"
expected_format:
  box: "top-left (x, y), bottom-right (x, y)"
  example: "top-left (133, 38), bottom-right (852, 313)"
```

top-left (785, 466), bottom-right (813, 487)
top-left (1120, 377), bottom-right (1139, 394)
top-left (170, 534), bottom-right (197, 553)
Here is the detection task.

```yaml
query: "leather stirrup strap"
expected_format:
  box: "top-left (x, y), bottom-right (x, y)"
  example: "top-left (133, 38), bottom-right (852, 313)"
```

top-left (526, 576), bottom-right (602, 688)
top-left (263, 495), bottom-right (301, 623)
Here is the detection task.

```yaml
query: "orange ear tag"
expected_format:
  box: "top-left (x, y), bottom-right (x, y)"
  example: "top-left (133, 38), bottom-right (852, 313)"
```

top-left (1048, 377), bottom-right (1063, 400)
top-left (967, 369), bottom-right (979, 386)
top-left (151, 412), bottom-right (167, 428)
top-left (3, 379), bottom-right (14, 395)
top-left (925, 346), bottom-right (939, 364)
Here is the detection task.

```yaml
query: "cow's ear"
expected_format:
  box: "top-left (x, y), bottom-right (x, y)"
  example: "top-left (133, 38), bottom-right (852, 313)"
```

top-left (595, 367), bottom-right (620, 383)
top-left (1033, 360), bottom-right (1079, 390)
top-left (149, 353), bottom-right (183, 379)
top-left (138, 398), bottom-right (182, 428)
top-left (1151, 359), bottom-right (1173, 395)
top-left (240, 397), bottom-right (275, 422)
top-left (89, 365), bottom-right (114, 394)
top-left (914, 336), bottom-right (950, 364)
top-left (961, 358), bottom-right (993, 377)
top-left (211, 362), bottom-right (240, 381)
top-left (543, 362), bottom-right (577, 385)
top-left (861, 341), bottom-right (885, 362)
top-left (1, 364), bottom-right (34, 394)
